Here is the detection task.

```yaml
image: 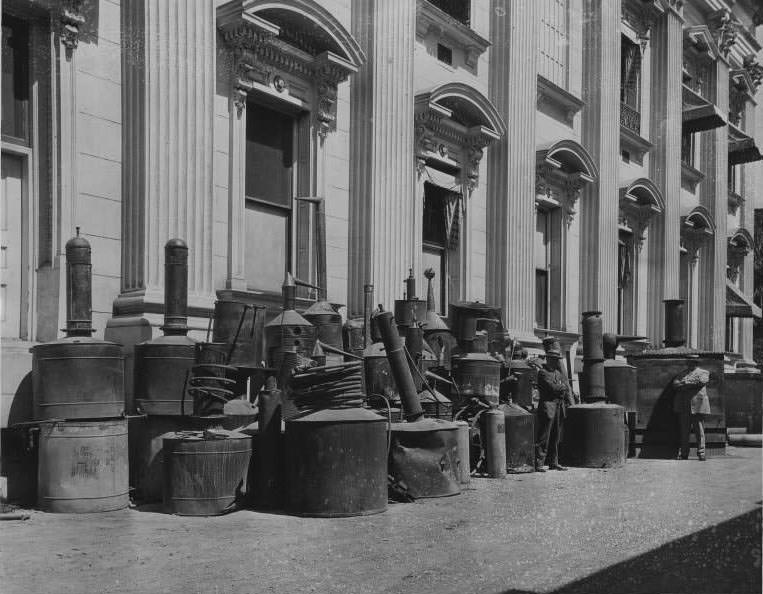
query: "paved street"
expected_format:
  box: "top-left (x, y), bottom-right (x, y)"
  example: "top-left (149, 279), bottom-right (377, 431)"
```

top-left (1, 447), bottom-right (760, 594)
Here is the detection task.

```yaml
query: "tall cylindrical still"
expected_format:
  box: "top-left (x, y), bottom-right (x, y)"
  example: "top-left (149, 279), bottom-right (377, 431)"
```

top-left (481, 408), bottom-right (507, 478)
top-left (454, 420), bottom-right (471, 485)
top-left (285, 408), bottom-right (387, 517)
top-left (38, 419), bottom-right (129, 513)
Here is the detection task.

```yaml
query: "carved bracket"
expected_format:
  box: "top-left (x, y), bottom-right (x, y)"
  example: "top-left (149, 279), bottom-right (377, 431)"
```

top-left (60, 0), bottom-right (85, 53)
top-left (622, 0), bottom-right (664, 48)
top-left (743, 55), bottom-right (763, 91)
top-left (536, 163), bottom-right (592, 227)
top-left (707, 9), bottom-right (740, 58)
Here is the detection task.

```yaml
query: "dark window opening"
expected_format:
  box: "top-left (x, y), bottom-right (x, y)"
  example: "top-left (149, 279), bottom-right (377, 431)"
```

top-left (437, 43), bottom-right (453, 65)
top-left (620, 35), bottom-right (641, 134)
top-left (423, 182), bottom-right (453, 313)
top-left (535, 269), bottom-right (549, 329)
top-left (428, 0), bottom-right (470, 26)
top-left (681, 133), bottom-right (696, 168)
top-left (245, 102), bottom-right (296, 291)
top-left (2, 14), bottom-right (30, 144)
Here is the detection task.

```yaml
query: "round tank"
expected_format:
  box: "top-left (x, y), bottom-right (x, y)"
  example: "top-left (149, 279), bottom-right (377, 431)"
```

top-left (394, 299), bottom-right (427, 328)
top-left (162, 432), bottom-right (252, 516)
top-left (581, 311), bottom-right (604, 360)
top-left (302, 300), bottom-right (343, 351)
top-left (212, 298), bottom-right (266, 366)
top-left (452, 353), bottom-right (501, 407)
top-left (561, 403), bottom-right (626, 468)
top-left (285, 408), bottom-right (387, 517)
top-left (604, 359), bottom-right (638, 413)
top-left (501, 402), bottom-right (535, 473)
top-left (454, 421), bottom-right (471, 485)
top-left (32, 338), bottom-right (125, 421)
top-left (480, 408), bottom-right (507, 478)
top-left (134, 336), bottom-right (196, 416)
top-left (388, 418), bottom-right (461, 499)
top-left (448, 302), bottom-right (502, 342)
top-left (38, 419), bottom-right (129, 513)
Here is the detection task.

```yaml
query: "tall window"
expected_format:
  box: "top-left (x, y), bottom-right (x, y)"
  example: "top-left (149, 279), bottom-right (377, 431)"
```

top-left (681, 132), bottom-right (700, 169)
top-left (617, 234), bottom-right (634, 334)
top-left (620, 35), bottom-right (641, 134)
top-left (2, 15), bottom-right (29, 144)
top-left (422, 182), bottom-right (456, 313)
top-left (539, 0), bottom-right (569, 88)
top-left (428, 0), bottom-right (470, 26)
top-left (245, 102), bottom-right (296, 292)
top-left (535, 211), bottom-right (551, 329)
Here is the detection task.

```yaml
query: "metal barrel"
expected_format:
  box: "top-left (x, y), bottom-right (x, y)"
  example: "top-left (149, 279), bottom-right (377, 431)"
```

top-left (65, 229), bottom-right (93, 336)
top-left (212, 298), bottom-right (266, 366)
top-left (393, 299), bottom-right (427, 328)
top-left (560, 403), bottom-right (627, 468)
top-left (302, 301), bottom-right (343, 350)
top-left (454, 421), bottom-right (471, 485)
top-left (162, 434), bottom-right (252, 516)
top-left (451, 353), bottom-right (501, 407)
top-left (502, 402), bottom-right (535, 473)
top-left (162, 238), bottom-right (189, 335)
top-left (481, 408), bottom-right (507, 478)
top-left (38, 419), bottom-right (129, 513)
top-left (285, 408), bottom-right (387, 517)
top-left (604, 359), bottom-right (638, 413)
top-left (134, 336), bottom-right (196, 416)
top-left (389, 418), bottom-right (461, 498)
top-left (32, 340), bottom-right (125, 420)
top-left (663, 299), bottom-right (686, 347)
top-left (581, 311), bottom-right (604, 360)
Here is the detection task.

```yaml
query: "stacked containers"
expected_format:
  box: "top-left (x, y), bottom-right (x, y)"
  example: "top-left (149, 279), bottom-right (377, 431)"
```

top-left (33, 230), bottom-right (129, 512)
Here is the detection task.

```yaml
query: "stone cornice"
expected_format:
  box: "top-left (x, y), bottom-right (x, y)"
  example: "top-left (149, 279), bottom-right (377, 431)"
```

top-left (681, 161), bottom-right (706, 192)
top-left (415, 0), bottom-right (490, 69)
top-left (537, 75), bottom-right (585, 127)
top-left (620, 125), bottom-right (653, 161)
top-left (622, 0), bottom-right (665, 46)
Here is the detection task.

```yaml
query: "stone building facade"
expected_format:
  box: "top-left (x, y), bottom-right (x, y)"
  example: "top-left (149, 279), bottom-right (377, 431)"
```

top-left (2, 0), bottom-right (762, 426)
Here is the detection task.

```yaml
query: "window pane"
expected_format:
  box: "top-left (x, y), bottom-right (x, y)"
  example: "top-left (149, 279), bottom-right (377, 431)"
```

top-left (422, 246), bottom-right (445, 313)
top-left (534, 211), bottom-right (549, 270)
top-left (2, 16), bottom-right (29, 142)
top-left (245, 202), bottom-right (289, 291)
top-left (535, 269), bottom-right (548, 329)
top-left (423, 182), bottom-right (449, 246)
top-left (245, 103), bottom-right (294, 207)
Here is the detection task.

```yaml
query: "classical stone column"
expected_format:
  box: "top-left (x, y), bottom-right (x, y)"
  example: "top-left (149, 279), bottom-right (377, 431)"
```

top-left (348, 0), bottom-right (416, 314)
top-left (647, 6), bottom-right (683, 345)
top-left (116, 0), bottom-right (216, 318)
top-left (485, 0), bottom-right (538, 343)
top-left (579, 0), bottom-right (621, 332)
top-left (698, 58), bottom-right (729, 351)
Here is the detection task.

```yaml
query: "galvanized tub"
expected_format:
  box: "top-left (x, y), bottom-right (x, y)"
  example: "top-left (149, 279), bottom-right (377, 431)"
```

top-left (285, 408), bottom-right (387, 517)
top-left (628, 350), bottom-right (726, 458)
top-left (32, 338), bottom-right (125, 421)
top-left (388, 418), bottom-right (461, 499)
top-left (38, 419), bottom-right (129, 513)
top-left (134, 335), bottom-right (196, 416)
top-left (162, 433), bottom-right (252, 516)
top-left (560, 403), bottom-right (627, 468)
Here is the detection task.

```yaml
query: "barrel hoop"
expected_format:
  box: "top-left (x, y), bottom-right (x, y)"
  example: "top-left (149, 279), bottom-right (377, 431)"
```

top-left (169, 496), bottom-right (239, 502)
top-left (40, 430), bottom-right (128, 438)
top-left (38, 401), bottom-right (123, 406)
top-left (140, 356), bottom-right (195, 361)
top-left (35, 356), bottom-right (123, 361)
top-left (41, 491), bottom-right (130, 501)
top-left (170, 448), bottom-right (251, 455)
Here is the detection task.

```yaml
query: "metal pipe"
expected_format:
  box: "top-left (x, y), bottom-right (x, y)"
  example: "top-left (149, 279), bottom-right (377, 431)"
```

top-left (295, 197), bottom-right (326, 301)
top-left (65, 227), bottom-right (94, 337)
top-left (162, 238), bottom-right (189, 336)
top-left (374, 310), bottom-right (423, 422)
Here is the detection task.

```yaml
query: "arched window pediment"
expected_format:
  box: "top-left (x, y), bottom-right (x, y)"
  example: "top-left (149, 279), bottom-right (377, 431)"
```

top-left (618, 177), bottom-right (664, 251)
top-left (414, 83), bottom-right (505, 191)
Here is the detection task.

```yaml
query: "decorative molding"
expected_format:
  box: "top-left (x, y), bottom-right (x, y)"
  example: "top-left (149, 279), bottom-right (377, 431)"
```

top-left (60, 0), bottom-right (85, 53)
top-left (683, 26), bottom-right (721, 63)
top-left (742, 55), bottom-right (763, 90)
top-left (681, 161), bottom-right (705, 193)
top-left (618, 180), bottom-right (664, 252)
top-left (620, 125), bottom-right (653, 161)
top-left (415, 0), bottom-right (489, 70)
top-left (622, 0), bottom-right (664, 47)
top-left (727, 190), bottom-right (744, 216)
top-left (535, 163), bottom-right (592, 228)
top-left (537, 75), bottom-right (585, 127)
top-left (707, 8), bottom-right (740, 58)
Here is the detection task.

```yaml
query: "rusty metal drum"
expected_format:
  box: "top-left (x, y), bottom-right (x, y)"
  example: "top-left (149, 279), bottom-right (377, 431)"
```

top-left (32, 338), bottom-right (125, 421)
top-left (38, 419), bottom-right (129, 513)
top-left (162, 432), bottom-right (252, 516)
top-left (286, 408), bottom-right (388, 517)
top-left (561, 403), bottom-right (627, 468)
top-left (134, 335), bottom-right (196, 416)
top-left (452, 353), bottom-right (501, 407)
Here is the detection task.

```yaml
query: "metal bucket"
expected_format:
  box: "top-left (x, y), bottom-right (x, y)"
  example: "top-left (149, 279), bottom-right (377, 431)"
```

top-left (32, 338), bottom-right (125, 420)
top-left (134, 336), bottom-right (196, 416)
top-left (212, 297), bottom-right (266, 367)
top-left (285, 408), bottom-right (387, 517)
top-left (389, 418), bottom-right (461, 498)
top-left (162, 433), bottom-right (252, 516)
top-left (560, 403), bottom-right (626, 468)
top-left (38, 419), bottom-right (129, 513)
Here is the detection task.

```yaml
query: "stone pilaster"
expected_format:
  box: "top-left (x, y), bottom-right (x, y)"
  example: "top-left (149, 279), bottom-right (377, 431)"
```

top-left (698, 57), bottom-right (729, 351)
top-left (579, 0), bottom-right (621, 331)
top-left (486, 0), bottom-right (538, 343)
top-left (348, 0), bottom-right (416, 314)
top-left (117, 0), bottom-right (216, 316)
top-left (647, 6), bottom-right (683, 345)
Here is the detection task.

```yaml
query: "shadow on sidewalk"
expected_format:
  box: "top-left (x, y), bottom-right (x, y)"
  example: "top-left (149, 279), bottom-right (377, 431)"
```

top-left (499, 506), bottom-right (762, 594)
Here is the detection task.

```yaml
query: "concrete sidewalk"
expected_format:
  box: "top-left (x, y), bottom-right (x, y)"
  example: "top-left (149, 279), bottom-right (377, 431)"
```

top-left (1, 447), bottom-right (760, 594)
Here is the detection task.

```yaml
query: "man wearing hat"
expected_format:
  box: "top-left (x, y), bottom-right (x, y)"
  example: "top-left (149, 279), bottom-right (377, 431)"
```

top-left (534, 337), bottom-right (574, 471)
top-left (672, 355), bottom-right (711, 461)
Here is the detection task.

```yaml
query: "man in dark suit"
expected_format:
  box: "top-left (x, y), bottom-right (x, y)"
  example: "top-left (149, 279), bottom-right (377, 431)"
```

top-left (535, 337), bottom-right (574, 472)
